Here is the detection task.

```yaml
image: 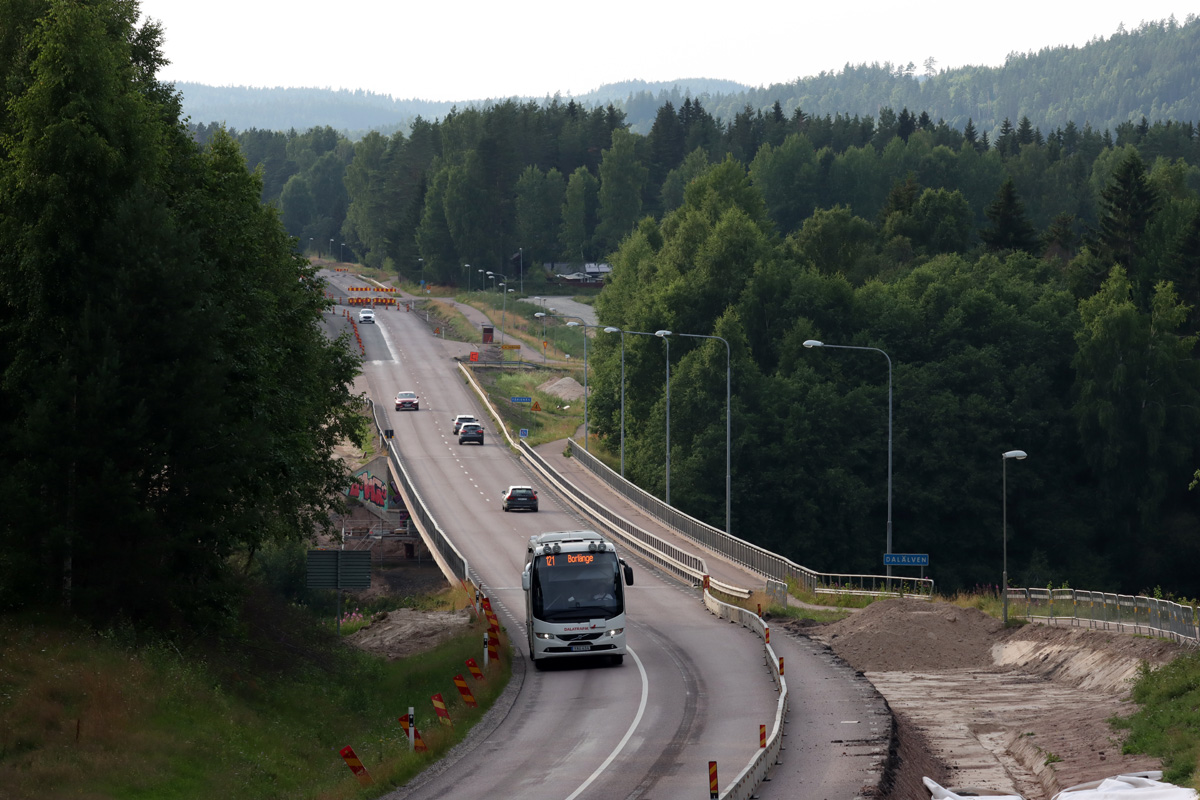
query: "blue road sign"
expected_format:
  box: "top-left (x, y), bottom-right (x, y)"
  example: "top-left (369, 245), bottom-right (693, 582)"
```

top-left (510, 396), bottom-right (532, 403)
top-left (884, 553), bottom-right (929, 566)
top-left (519, 429), bottom-right (529, 438)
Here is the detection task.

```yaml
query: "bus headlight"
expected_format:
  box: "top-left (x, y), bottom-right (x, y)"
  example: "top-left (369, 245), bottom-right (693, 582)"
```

top-left (605, 628), bottom-right (624, 637)
top-left (535, 632), bottom-right (555, 640)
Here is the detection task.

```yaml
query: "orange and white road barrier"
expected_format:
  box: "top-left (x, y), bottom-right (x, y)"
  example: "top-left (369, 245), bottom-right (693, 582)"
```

top-left (398, 713), bottom-right (428, 752)
top-left (487, 634), bottom-right (498, 663)
top-left (779, 656), bottom-right (784, 676)
top-left (760, 724), bottom-right (767, 748)
top-left (765, 625), bottom-right (770, 644)
top-left (453, 674), bottom-right (478, 707)
top-left (466, 657), bottom-right (484, 681)
top-left (339, 745), bottom-right (373, 785)
top-left (432, 693), bottom-right (452, 726)
top-left (708, 760), bottom-right (718, 799)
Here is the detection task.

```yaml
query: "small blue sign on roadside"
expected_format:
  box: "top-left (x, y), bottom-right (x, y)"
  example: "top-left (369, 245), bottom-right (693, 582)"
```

top-left (510, 396), bottom-right (532, 403)
top-left (884, 553), bottom-right (929, 566)
top-left (519, 429), bottom-right (529, 438)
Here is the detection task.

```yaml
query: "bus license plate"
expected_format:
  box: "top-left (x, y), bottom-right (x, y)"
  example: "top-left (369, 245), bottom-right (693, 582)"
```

top-left (570, 645), bottom-right (591, 652)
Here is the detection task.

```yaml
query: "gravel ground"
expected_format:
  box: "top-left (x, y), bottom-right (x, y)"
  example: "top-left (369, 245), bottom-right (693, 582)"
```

top-left (787, 599), bottom-right (1187, 799)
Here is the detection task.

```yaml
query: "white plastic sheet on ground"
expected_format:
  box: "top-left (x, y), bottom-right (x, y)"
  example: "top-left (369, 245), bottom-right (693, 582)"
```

top-left (1052, 771), bottom-right (1199, 799)
top-left (924, 773), bottom-right (1199, 800)
top-left (923, 776), bottom-right (1024, 799)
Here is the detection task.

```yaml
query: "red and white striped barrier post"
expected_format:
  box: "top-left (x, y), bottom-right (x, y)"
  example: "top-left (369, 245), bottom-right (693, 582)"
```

top-left (431, 693), bottom-right (452, 726)
top-left (708, 760), bottom-right (718, 799)
top-left (453, 674), bottom-right (478, 707)
top-left (339, 745), bottom-right (373, 785)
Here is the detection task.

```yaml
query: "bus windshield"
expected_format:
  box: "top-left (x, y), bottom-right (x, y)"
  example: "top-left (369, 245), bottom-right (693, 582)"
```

top-left (531, 551), bottom-right (624, 622)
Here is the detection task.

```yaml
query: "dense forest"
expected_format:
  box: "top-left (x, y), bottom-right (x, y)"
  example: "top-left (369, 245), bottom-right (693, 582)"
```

top-left (190, 19), bottom-right (1200, 599)
top-left (180, 16), bottom-right (1200, 140)
top-left (0, 0), bottom-right (361, 624)
top-left (4, 0), bottom-right (1200, 630)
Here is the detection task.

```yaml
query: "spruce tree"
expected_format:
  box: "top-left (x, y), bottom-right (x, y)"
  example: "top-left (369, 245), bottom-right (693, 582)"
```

top-left (980, 178), bottom-right (1038, 253)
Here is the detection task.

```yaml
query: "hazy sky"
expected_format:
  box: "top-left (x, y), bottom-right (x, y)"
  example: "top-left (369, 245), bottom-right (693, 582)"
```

top-left (137, 2), bottom-right (1191, 102)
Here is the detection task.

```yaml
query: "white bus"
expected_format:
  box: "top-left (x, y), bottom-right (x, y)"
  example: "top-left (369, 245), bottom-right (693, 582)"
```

top-left (522, 531), bottom-right (634, 668)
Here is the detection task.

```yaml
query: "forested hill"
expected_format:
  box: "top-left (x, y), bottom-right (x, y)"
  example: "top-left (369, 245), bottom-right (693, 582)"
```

top-left (180, 16), bottom-right (1199, 139)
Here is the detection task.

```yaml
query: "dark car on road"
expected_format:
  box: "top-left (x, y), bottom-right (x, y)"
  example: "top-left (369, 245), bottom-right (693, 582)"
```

top-left (501, 486), bottom-right (538, 512)
top-left (458, 422), bottom-right (484, 445)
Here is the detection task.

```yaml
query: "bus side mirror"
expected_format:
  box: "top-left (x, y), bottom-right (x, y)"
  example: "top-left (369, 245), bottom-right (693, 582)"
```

top-left (521, 570), bottom-right (531, 591)
top-left (623, 564), bottom-right (634, 586)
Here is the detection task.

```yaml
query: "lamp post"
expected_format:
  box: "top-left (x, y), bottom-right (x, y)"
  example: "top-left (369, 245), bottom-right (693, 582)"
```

top-left (487, 271), bottom-right (511, 342)
top-left (477, 268), bottom-right (485, 292)
top-left (1002, 449), bottom-right (1027, 624)
top-left (676, 332), bottom-right (732, 535)
top-left (803, 339), bottom-right (893, 579)
top-left (519, 247), bottom-right (524, 293)
top-left (505, 289), bottom-right (514, 344)
top-left (340, 242), bottom-right (345, 262)
top-left (603, 327), bottom-right (626, 476)
top-left (330, 239), bottom-right (334, 261)
top-left (464, 264), bottom-right (471, 292)
top-left (534, 312), bottom-right (548, 364)
top-left (602, 327), bottom-right (659, 478)
top-left (656, 330), bottom-right (672, 503)
top-left (309, 237), bottom-right (314, 256)
top-left (565, 319), bottom-right (594, 451)
top-left (498, 284), bottom-right (507, 344)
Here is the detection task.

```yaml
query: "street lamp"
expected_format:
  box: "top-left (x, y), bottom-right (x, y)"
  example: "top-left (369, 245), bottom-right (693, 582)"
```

top-left (309, 237), bottom-right (314, 256)
top-left (603, 327), bottom-right (626, 475)
top-left (1002, 449), bottom-right (1027, 624)
top-left (803, 339), bottom-right (894, 580)
top-left (535, 313), bottom-right (548, 364)
top-left (330, 239), bottom-right (334, 261)
top-left (676, 332), bottom-right (732, 535)
top-left (505, 288), bottom-right (514, 344)
top-left (565, 319), bottom-right (594, 451)
top-left (497, 284), bottom-right (507, 343)
top-left (603, 328), bottom-right (671, 489)
top-left (477, 268), bottom-right (485, 292)
top-left (656, 330), bottom-right (672, 503)
top-left (519, 247), bottom-right (524, 294)
top-left (340, 242), bottom-right (345, 262)
top-left (464, 264), bottom-right (471, 292)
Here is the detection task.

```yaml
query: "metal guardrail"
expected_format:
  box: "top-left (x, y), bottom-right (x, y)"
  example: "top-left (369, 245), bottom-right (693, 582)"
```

top-left (367, 400), bottom-right (470, 584)
top-left (1008, 587), bottom-right (1200, 646)
top-left (701, 588), bottom-right (787, 800)
top-left (565, 439), bottom-right (934, 598)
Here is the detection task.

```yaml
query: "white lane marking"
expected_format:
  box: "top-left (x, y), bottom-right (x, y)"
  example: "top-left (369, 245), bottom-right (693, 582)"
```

top-left (564, 646), bottom-right (648, 800)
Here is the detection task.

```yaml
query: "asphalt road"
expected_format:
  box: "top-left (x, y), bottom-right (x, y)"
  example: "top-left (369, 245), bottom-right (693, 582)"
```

top-left (321, 272), bottom-right (885, 799)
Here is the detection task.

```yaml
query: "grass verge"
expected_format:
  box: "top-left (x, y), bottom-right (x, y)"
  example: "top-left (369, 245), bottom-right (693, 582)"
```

top-left (1110, 651), bottom-right (1200, 788)
top-left (472, 367), bottom-right (585, 447)
top-left (0, 588), bottom-right (512, 800)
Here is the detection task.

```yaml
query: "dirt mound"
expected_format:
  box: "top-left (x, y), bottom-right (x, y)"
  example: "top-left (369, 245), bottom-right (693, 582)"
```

top-left (810, 598), bottom-right (1005, 671)
top-left (994, 622), bottom-right (1182, 695)
top-left (538, 376), bottom-right (585, 402)
top-left (345, 608), bottom-right (473, 661)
